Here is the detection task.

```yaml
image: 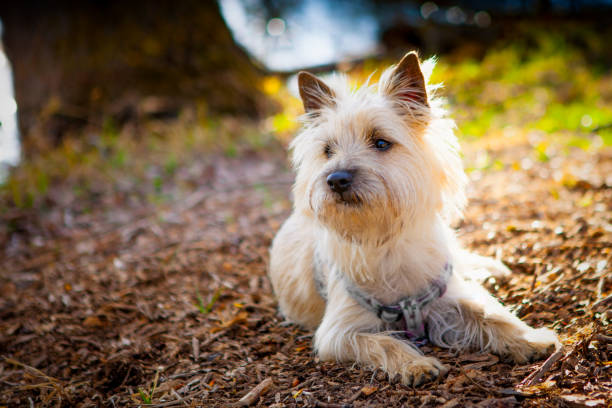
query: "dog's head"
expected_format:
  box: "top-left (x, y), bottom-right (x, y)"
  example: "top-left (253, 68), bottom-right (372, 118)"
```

top-left (291, 52), bottom-right (466, 243)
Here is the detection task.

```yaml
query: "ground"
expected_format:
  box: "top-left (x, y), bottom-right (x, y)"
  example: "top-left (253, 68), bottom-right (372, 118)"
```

top-left (0, 132), bottom-right (610, 407)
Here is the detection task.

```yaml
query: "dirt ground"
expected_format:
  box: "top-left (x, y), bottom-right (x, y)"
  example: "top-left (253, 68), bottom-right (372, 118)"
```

top-left (0, 140), bottom-right (610, 407)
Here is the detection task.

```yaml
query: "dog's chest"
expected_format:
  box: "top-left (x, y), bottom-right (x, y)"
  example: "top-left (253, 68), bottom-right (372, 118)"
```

top-left (314, 238), bottom-right (449, 304)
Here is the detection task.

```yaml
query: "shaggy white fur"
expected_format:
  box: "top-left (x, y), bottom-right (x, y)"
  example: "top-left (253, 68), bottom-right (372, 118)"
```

top-left (269, 52), bottom-right (560, 386)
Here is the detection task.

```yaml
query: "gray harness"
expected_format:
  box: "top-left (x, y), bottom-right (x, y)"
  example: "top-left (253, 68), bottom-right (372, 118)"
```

top-left (314, 260), bottom-right (452, 343)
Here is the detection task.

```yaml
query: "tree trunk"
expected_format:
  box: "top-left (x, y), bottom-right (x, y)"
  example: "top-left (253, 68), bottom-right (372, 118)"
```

top-left (0, 1), bottom-right (273, 141)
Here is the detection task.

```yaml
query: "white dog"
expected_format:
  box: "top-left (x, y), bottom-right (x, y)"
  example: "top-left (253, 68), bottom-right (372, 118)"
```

top-left (269, 52), bottom-right (560, 386)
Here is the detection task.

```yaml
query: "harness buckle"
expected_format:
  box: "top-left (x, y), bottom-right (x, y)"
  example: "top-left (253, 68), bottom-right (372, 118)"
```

top-left (400, 299), bottom-right (426, 338)
top-left (377, 305), bottom-right (403, 323)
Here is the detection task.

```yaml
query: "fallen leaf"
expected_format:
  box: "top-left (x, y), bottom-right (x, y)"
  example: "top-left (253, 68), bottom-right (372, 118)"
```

top-left (211, 311), bottom-right (248, 333)
top-left (83, 316), bottom-right (106, 328)
top-left (360, 386), bottom-right (377, 396)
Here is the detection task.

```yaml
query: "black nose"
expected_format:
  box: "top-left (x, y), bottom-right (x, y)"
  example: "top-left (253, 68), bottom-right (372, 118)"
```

top-left (327, 170), bottom-right (353, 193)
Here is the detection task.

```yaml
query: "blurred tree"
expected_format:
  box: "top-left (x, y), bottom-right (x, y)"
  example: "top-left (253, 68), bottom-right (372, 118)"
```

top-left (0, 1), bottom-right (274, 143)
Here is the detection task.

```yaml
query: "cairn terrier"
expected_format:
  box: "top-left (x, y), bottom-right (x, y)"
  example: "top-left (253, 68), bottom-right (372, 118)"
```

top-left (269, 52), bottom-right (560, 386)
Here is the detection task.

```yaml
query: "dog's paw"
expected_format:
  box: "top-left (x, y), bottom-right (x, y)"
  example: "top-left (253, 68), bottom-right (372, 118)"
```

top-left (485, 259), bottom-right (512, 279)
top-left (393, 357), bottom-right (448, 387)
top-left (459, 253), bottom-right (512, 282)
top-left (505, 328), bottom-right (560, 364)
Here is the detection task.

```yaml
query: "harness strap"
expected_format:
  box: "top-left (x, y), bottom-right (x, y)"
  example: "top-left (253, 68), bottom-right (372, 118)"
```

top-left (314, 259), bottom-right (453, 341)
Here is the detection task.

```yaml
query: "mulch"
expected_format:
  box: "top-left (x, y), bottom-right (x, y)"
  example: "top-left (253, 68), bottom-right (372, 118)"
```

top-left (0, 143), bottom-right (610, 407)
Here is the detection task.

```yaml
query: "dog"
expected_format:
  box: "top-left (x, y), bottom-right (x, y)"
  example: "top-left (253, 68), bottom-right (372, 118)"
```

top-left (268, 52), bottom-right (560, 386)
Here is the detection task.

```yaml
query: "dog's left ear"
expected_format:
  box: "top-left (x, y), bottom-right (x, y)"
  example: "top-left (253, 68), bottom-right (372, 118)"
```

top-left (384, 51), bottom-right (429, 109)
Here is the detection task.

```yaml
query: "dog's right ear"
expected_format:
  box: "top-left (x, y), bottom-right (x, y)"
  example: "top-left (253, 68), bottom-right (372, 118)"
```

top-left (383, 52), bottom-right (429, 109)
top-left (298, 71), bottom-right (335, 114)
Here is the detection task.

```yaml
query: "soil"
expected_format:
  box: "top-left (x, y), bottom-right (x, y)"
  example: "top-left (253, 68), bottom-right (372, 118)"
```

top-left (1, 141), bottom-right (610, 407)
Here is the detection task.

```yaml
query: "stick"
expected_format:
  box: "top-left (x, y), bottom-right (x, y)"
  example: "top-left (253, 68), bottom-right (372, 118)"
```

top-left (312, 400), bottom-right (352, 408)
top-left (593, 294), bottom-right (612, 309)
top-left (191, 337), bottom-right (199, 361)
top-left (347, 389), bottom-right (362, 403)
top-left (4, 358), bottom-right (58, 383)
top-left (522, 349), bottom-right (563, 386)
top-left (230, 377), bottom-right (273, 407)
top-left (171, 389), bottom-right (188, 407)
top-left (290, 376), bottom-right (316, 391)
top-left (457, 364), bottom-right (492, 395)
top-left (143, 400), bottom-right (182, 408)
top-left (200, 331), bottom-right (226, 348)
top-left (304, 393), bottom-right (352, 408)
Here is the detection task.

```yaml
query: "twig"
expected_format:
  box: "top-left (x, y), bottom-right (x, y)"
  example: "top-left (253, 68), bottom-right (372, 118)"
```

top-left (166, 368), bottom-right (210, 380)
top-left (346, 384), bottom-right (378, 404)
top-left (304, 392), bottom-right (353, 408)
top-left (200, 331), bottom-right (226, 348)
top-left (592, 294), bottom-right (612, 309)
top-left (141, 400), bottom-right (183, 408)
top-left (312, 400), bottom-right (352, 408)
top-left (521, 349), bottom-right (564, 386)
top-left (171, 389), bottom-right (188, 407)
top-left (229, 377), bottom-right (273, 407)
top-left (290, 376), bottom-right (316, 391)
top-left (4, 358), bottom-right (59, 384)
top-left (535, 272), bottom-right (566, 294)
top-left (456, 364), bottom-right (492, 395)
top-left (347, 389), bottom-right (363, 403)
top-left (191, 337), bottom-right (199, 361)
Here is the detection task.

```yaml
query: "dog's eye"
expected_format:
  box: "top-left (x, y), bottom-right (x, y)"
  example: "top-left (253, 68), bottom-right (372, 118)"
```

top-left (324, 144), bottom-right (332, 158)
top-left (373, 139), bottom-right (392, 151)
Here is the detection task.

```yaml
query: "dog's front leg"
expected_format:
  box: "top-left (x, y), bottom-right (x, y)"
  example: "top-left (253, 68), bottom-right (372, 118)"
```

top-left (313, 278), bottom-right (448, 386)
top-left (432, 277), bottom-right (560, 363)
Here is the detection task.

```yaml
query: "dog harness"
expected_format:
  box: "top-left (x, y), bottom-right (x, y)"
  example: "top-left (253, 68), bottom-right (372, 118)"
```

top-left (314, 261), bottom-right (452, 343)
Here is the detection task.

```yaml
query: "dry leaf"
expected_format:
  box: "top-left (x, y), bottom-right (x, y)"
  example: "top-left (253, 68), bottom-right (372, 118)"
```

top-left (360, 386), bottom-right (378, 396)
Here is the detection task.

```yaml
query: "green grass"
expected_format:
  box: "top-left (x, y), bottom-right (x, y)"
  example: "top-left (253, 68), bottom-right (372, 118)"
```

top-left (428, 28), bottom-right (612, 146)
top-left (195, 288), bottom-right (222, 314)
top-left (138, 388), bottom-right (152, 404)
top-left (137, 369), bottom-right (159, 404)
top-left (0, 116), bottom-right (279, 211)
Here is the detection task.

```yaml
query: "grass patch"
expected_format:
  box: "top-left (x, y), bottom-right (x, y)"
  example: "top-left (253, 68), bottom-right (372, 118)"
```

top-left (195, 288), bottom-right (222, 314)
top-left (0, 114), bottom-right (281, 212)
top-left (136, 370), bottom-right (159, 404)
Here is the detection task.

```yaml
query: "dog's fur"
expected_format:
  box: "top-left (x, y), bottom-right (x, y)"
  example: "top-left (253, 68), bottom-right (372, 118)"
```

top-left (269, 52), bottom-right (560, 386)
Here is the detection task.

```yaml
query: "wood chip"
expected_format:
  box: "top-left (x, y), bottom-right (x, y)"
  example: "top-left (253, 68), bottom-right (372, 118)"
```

top-left (230, 377), bottom-right (273, 407)
top-left (440, 398), bottom-right (461, 408)
top-left (559, 394), bottom-right (606, 407)
top-left (191, 337), bottom-right (199, 360)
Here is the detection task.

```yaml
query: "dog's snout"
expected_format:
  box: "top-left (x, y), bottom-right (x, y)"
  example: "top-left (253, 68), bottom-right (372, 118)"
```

top-left (327, 170), bottom-right (353, 193)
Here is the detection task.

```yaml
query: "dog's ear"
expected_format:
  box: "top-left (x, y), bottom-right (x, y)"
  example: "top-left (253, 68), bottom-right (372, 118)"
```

top-left (384, 51), bottom-right (429, 108)
top-left (298, 71), bottom-right (335, 114)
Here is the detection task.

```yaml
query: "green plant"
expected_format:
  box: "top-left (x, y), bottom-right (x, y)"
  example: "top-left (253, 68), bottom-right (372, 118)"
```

top-left (195, 287), bottom-right (222, 314)
top-left (137, 370), bottom-right (159, 404)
